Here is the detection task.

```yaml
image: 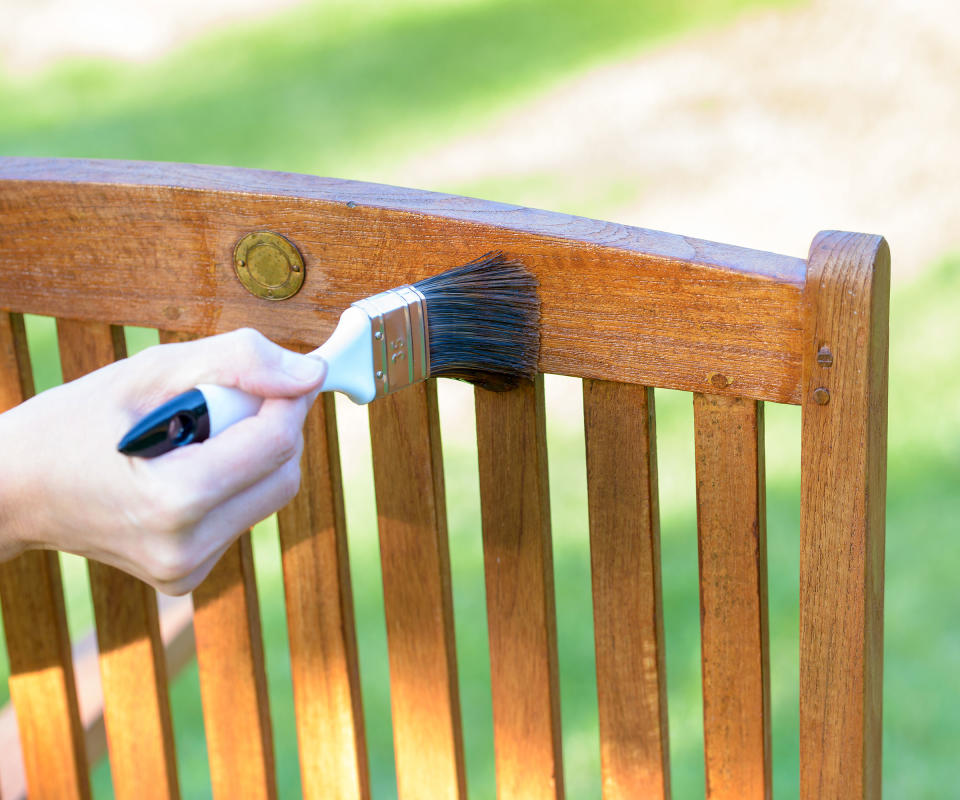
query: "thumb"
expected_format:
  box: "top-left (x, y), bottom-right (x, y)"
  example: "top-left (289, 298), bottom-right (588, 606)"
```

top-left (135, 328), bottom-right (327, 399)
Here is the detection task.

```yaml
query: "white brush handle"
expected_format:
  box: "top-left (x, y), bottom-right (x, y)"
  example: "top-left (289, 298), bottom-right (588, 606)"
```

top-left (196, 308), bottom-right (375, 439)
top-left (311, 306), bottom-right (376, 404)
top-left (196, 383), bottom-right (264, 437)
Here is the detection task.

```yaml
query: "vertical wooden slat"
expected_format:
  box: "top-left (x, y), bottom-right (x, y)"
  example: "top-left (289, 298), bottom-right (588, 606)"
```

top-left (693, 393), bottom-right (771, 800)
top-left (191, 536), bottom-right (276, 799)
top-left (0, 551), bottom-right (89, 800)
top-left (368, 381), bottom-right (466, 800)
top-left (158, 330), bottom-right (277, 800)
top-left (0, 314), bottom-right (89, 799)
top-left (277, 391), bottom-right (369, 800)
top-left (800, 231), bottom-right (889, 800)
top-left (582, 380), bottom-right (670, 800)
top-left (475, 377), bottom-right (564, 800)
top-left (0, 595), bottom-right (195, 800)
top-left (0, 313), bottom-right (32, 410)
top-left (56, 318), bottom-right (180, 800)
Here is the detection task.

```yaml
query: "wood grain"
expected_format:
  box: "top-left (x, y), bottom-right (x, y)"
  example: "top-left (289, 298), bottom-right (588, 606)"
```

top-left (582, 380), bottom-right (670, 800)
top-left (693, 394), bottom-right (771, 800)
top-left (0, 159), bottom-right (892, 798)
top-left (368, 381), bottom-right (466, 800)
top-left (0, 311), bottom-right (90, 799)
top-left (158, 329), bottom-right (277, 799)
top-left (276, 392), bottom-right (369, 800)
top-left (0, 551), bottom-right (90, 800)
top-left (800, 231), bottom-right (889, 799)
top-left (0, 157), bottom-right (806, 403)
top-left (191, 535), bottom-right (277, 800)
top-left (0, 313), bottom-right (32, 412)
top-left (56, 318), bottom-right (181, 800)
top-left (1, 594), bottom-right (195, 800)
top-left (475, 377), bottom-right (564, 800)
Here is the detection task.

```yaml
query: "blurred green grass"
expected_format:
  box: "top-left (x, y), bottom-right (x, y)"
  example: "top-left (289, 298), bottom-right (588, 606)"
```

top-left (2, 0), bottom-right (958, 798)
top-left (0, 0), bottom-right (796, 179)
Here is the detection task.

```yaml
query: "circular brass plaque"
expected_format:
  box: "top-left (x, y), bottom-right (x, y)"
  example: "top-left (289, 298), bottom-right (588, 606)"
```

top-left (233, 231), bottom-right (304, 300)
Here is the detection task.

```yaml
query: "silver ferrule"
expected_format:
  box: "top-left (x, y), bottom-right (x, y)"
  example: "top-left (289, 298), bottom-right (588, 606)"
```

top-left (352, 285), bottom-right (430, 399)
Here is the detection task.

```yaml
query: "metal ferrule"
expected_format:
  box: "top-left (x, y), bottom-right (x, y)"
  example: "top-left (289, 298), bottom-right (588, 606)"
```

top-left (352, 285), bottom-right (430, 399)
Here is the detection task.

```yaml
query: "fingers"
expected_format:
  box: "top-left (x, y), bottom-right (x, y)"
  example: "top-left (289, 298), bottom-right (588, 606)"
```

top-left (131, 328), bottom-right (327, 403)
top-left (194, 456), bottom-right (300, 566)
top-left (152, 455), bottom-right (302, 595)
top-left (135, 391), bottom-right (311, 516)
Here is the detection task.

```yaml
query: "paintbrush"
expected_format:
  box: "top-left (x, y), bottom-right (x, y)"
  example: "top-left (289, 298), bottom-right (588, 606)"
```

top-left (117, 251), bottom-right (540, 457)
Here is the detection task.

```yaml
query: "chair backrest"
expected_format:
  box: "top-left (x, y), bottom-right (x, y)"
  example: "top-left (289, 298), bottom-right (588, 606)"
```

top-left (0, 157), bottom-right (889, 800)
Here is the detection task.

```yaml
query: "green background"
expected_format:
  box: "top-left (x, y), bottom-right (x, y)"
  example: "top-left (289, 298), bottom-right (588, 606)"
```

top-left (1, 0), bottom-right (957, 797)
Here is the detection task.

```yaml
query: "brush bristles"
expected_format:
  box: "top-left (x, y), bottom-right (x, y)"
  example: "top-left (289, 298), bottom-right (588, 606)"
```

top-left (414, 251), bottom-right (540, 391)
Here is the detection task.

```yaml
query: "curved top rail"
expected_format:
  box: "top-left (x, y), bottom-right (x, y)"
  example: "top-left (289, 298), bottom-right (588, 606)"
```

top-left (0, 157), bottom-right (806, 402)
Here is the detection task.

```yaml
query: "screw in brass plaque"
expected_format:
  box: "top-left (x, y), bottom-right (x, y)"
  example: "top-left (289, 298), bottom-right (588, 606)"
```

top-left (233, 231), bottom-right (304, 301)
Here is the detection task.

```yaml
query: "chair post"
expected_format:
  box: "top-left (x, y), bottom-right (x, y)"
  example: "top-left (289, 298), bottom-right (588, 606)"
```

top-left (800, 231), bottom-right (890, 799)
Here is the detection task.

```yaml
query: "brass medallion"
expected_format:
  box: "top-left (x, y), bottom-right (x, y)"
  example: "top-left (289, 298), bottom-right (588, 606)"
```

top-left (233, 231), bottom-right (304, 300)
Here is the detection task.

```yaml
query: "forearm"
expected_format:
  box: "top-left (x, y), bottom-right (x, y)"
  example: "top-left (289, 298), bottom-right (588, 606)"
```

top-left (0, 504), bottom-right (27, 563)
top-left (0, 406), bottom-right (31, 562)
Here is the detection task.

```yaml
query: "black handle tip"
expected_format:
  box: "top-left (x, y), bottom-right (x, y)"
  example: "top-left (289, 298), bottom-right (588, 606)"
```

top-left (118, 388), bottom-right (210, 458)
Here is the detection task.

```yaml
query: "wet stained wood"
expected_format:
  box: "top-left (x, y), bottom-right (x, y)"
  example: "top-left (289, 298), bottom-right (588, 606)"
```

top-left (583, 380), bottom-right (670, 799)
top-left (368, 381), bottom-right (466, 800)
top-left (0, 157), bottom-right (806, 403)
top-left (56, 318), bottom-right (180, 800)
top-left (0, 314), bottom-right (89, 798)
top-left (800, 231), bottom-right (889, 800)
top-left (475, 377), bottom-right (564, 799)
top-left (277, 392), bottom-right (369, 800)
top-left (693, 393), bottom-right (771, 800)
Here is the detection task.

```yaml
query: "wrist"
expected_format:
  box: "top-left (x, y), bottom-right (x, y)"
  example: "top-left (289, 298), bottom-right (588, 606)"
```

top-left (0, 405), bottom-right (36, 561)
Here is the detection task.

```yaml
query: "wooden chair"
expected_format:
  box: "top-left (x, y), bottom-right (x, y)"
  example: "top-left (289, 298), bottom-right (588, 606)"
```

top-left (0, 157), bottom-right (888, 799)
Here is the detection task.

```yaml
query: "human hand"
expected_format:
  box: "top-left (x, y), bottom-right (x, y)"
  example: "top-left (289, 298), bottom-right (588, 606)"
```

top-left (0, 328), bottom-right (325, 594)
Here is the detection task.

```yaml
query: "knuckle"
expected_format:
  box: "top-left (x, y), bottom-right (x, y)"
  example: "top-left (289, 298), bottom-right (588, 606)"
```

top-left (156, 572), bottom-right (201, 596)
top-left (146, 538), bottom-right (198, 586)
top-left (222, 328), bottom-right (260, 363)
top-left (234, 327), bottom-right (268, 356)
top-left (228, 328), bottom-right (281, 376)
top-left (234, 326), bottom-right (263, 345)
top-left (268, 425), bottom-right (300, 466)
top-left (147, 482), bottom-right (205, 535)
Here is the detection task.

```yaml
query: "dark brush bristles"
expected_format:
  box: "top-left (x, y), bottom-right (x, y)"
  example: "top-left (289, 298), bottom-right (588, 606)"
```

top-left (413, 251), bottom-right (540, 391)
